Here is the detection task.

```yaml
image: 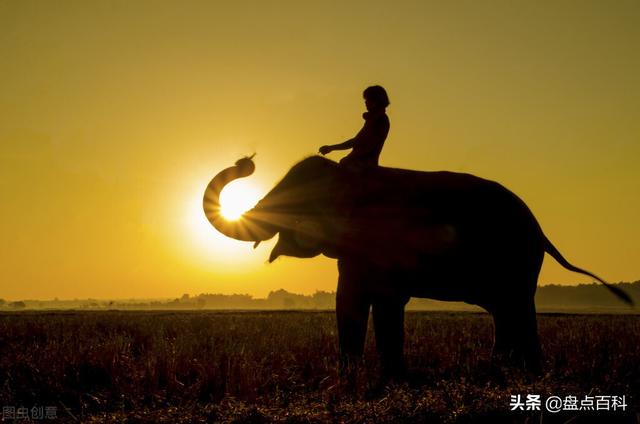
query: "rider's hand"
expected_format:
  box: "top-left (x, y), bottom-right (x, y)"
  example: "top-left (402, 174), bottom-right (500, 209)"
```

top-left (319, 145), bottom-right (332, 155)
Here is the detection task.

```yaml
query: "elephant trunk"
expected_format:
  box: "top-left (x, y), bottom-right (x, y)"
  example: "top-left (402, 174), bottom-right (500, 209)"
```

top-left (203, 156), bottom-right (277, 242)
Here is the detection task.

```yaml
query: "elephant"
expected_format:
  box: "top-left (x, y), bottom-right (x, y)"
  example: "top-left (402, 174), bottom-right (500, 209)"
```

top-left (203, 155), bottom-right (632, 376)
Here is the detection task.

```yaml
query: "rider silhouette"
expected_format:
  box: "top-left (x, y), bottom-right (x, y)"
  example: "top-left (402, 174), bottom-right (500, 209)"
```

top-left (319, 85), bottom-right (390, 172)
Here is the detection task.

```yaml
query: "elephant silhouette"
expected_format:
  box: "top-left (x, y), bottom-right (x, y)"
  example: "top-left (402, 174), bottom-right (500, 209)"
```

top-left (203, 155), bottom-right (632, 376)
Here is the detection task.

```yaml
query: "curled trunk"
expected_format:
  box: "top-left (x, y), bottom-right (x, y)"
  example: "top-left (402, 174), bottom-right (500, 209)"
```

top-left (203, 157), bottom-right (277, 242)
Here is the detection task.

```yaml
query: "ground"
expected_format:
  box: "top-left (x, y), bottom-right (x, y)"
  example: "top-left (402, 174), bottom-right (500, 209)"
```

top-left (0, 311), bottom-right (637, 423)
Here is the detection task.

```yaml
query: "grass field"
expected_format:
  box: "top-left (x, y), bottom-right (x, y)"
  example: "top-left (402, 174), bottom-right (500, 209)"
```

top-left (0, 311), bottom-right (638, 423)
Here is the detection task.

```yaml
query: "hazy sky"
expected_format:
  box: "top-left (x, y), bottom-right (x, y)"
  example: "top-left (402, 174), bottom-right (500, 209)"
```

top-left (1, 0), bottom-right (638, 300)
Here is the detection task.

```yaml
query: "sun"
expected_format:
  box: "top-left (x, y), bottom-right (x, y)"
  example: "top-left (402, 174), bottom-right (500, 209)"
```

top-left (219, 180), bottom-right (263, 220)
top-left (176, 176), bottom-right (269, 272)
top-left (182, 178), bottom-right (265, 259)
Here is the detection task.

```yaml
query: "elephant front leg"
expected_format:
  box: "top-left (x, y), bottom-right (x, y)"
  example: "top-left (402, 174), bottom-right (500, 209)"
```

top-left (372, 297), bottom-right (409, 380)
top-left (336, 260), bottom-right (371, 380)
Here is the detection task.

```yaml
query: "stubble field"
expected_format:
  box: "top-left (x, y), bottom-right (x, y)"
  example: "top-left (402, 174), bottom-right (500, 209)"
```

top-left (0, 311), bottom-right (638, 423)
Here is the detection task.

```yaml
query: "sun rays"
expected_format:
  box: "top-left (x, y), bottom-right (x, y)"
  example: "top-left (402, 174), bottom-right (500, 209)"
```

top-left (218, 180), bottom-right (262, 221)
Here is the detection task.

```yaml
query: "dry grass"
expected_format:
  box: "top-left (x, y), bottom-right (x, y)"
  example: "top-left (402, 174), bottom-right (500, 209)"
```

top-left (0, 311), bottom-right (638, 422)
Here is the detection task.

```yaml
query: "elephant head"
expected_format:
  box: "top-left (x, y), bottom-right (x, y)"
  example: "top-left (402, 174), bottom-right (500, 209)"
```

top-left (203, 156), bottom-right (345, 262)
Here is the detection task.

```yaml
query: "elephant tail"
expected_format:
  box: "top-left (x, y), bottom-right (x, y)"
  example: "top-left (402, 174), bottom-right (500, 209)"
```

top-left (543, 235), bottom-right (634, 306)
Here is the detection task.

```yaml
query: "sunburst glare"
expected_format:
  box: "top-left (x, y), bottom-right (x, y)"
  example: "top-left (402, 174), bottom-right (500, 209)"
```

top-left (219, 180), bottom-right (262, 220)
top-left (181, 178), bottom-right (267, 266)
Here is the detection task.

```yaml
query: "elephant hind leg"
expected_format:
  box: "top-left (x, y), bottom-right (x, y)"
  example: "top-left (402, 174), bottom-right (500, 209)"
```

top-left (491, 296), bottom-right (542, 375)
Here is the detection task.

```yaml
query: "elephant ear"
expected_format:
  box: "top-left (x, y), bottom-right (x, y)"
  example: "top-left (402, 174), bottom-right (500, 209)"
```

top-left (268, 222), bottom-right (325, 262)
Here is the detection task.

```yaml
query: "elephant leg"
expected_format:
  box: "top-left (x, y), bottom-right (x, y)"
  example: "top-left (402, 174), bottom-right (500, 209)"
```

top-left (491, 304), bottom-right (515, 364)
top-left (519, 296), bottom-right (542, 374)
top-left (491, 296), bottom-right (541, 374)
top-left (336, 260), bottom-right (371, 376)
top-left (372, 297), bottom-right (409, 380)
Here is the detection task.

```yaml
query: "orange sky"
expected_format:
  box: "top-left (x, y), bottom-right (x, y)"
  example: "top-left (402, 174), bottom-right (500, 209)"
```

top-left (1, 0), bottom-right (638, 300)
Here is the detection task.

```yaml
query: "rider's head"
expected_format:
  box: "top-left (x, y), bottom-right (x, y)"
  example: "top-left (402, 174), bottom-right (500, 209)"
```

top-left (363, 85), bottom-right (390, 111)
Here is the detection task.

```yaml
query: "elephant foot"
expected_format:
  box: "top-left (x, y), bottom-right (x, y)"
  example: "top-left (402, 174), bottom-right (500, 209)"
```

top-left (338, 354), bottom-right (362, 392)
top-left (380, 358), bottom-right (407, 383)
top-left (491, 344), bottom-right (543, 374)
top-left (490, 350), bottom-right (543, 385)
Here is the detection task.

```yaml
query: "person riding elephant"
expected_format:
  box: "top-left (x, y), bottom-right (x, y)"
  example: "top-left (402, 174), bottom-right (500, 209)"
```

top-left (319, 85), bottom-right (390, 173)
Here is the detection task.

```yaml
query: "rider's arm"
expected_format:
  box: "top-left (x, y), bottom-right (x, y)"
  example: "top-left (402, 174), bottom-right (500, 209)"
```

top-left (319, 125), bottom-right (365, 155)
top-left (329, 138), bottom-right (356, 151)
top-left (319, 138), bottom-right (356, 155)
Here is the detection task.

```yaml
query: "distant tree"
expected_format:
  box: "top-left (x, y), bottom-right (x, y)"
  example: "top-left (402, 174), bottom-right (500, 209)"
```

top-left (0, 298), bottom-right (5, 307)
top-left (311, 291), bottom-right (335, 309)
top-left (283, 297), bottom-right (296, 309)
top-left (9, 301), bottom-right (26, 309)
top-left (181, 293), bottom-right (190, 301)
